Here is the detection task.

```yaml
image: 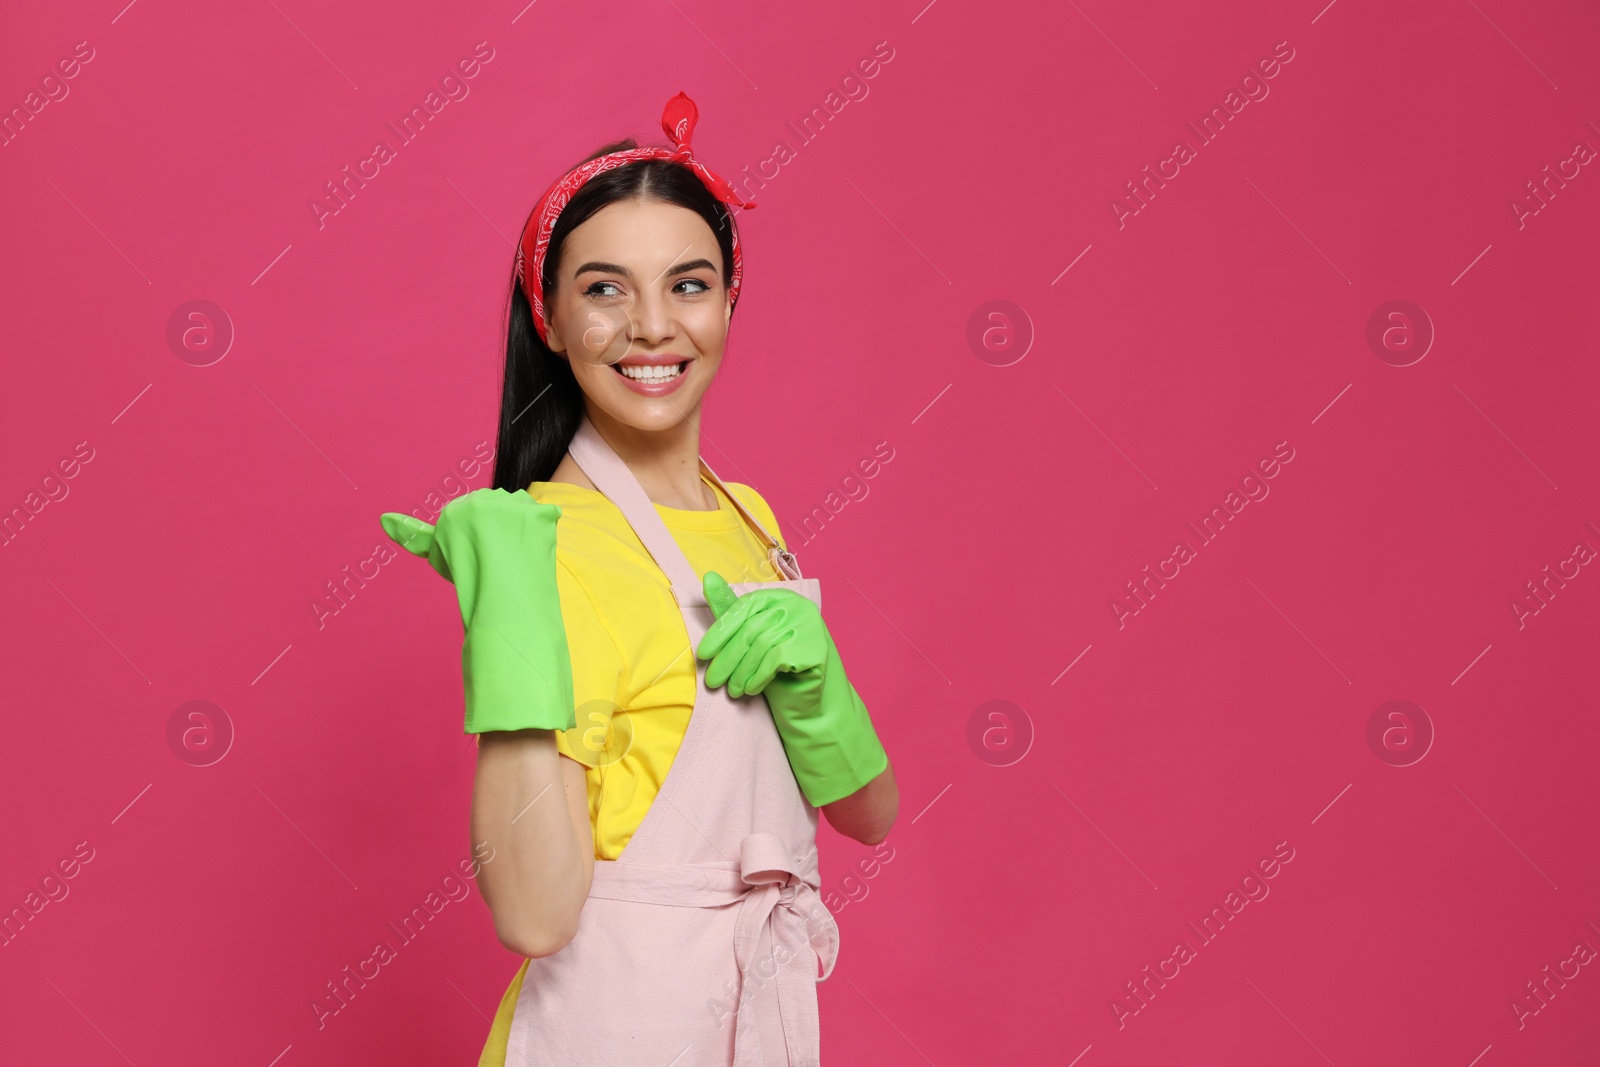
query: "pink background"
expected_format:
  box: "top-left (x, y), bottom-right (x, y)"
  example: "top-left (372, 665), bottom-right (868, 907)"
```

top-left (3, 0), bottom-right (1599, 1063)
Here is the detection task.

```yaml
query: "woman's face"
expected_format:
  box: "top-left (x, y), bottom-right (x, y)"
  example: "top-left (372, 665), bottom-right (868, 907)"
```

top-left (545, 198), bottom-right (733, 433)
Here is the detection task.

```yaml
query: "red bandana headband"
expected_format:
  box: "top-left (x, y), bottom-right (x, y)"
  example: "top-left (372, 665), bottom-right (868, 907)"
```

top-left (516, 91), bottom-right (757, 346)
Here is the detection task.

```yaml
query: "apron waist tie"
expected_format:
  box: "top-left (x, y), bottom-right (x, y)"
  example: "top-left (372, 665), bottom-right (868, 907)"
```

top-left (588, 832), bottom-right (840, 1066)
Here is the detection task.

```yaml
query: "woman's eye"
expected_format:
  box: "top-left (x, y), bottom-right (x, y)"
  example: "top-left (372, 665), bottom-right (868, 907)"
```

top-left (585, 277), bottom-right (712, 299)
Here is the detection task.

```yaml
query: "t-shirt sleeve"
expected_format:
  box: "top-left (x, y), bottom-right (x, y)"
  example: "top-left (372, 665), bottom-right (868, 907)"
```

top-left (551, 561), bottom-right (627, 767)
top-left (727, 483), bottom-right (788, 552)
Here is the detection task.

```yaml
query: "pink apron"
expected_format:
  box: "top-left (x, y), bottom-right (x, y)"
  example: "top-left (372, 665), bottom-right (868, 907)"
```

top-left (504, 415), bottom-right (841, 1066)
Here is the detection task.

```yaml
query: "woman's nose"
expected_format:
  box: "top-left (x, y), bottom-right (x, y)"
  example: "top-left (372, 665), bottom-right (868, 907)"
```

top-left (627, 289), bottom-right (676, 346)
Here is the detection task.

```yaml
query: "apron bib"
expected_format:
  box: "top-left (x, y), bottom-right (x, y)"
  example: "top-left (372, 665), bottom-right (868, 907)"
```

top-left (505, 414), bottom-right (840, 1067)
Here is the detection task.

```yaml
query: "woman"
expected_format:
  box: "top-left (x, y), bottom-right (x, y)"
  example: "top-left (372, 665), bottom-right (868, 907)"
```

top-left (381, 92), bottom-right (897, 1066)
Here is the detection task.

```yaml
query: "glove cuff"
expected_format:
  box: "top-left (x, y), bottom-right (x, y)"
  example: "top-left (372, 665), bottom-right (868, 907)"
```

top-left (773, 645), bottom-right (888, 807)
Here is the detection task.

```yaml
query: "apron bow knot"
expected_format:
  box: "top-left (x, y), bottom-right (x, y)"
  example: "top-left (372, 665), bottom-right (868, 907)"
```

top-left (730, 832), bottom-right (839, 1067)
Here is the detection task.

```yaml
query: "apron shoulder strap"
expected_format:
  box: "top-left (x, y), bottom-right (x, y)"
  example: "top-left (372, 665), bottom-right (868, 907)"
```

top-left (566, 416), bottom-right (805, 596)
top-left (567, 416), bottom-right (703, 596)
top-left (697, 458), bottom-right (804, 580)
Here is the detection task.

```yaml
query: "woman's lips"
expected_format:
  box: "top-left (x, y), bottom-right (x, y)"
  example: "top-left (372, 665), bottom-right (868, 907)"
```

top-left (612, 359), bottom-right (689, 396)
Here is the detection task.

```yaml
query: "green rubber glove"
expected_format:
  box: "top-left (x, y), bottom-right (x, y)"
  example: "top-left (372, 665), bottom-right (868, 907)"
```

top-left (696, 571), bottom-right (888, 807)
top-left (380, 488), bottom-right (575, 733)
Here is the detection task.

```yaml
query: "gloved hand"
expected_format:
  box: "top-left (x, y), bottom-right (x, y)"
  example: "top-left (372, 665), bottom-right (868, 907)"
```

top-left (380, 488), bottom-right (575, 733)
top-left (696, 571), bottom-right (888, 807)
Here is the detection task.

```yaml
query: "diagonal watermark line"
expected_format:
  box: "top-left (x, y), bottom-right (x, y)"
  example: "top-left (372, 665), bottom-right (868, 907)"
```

top-left (660, 791), bottom-right (734, 863)
top-left (1051, 644), bottom-right (1093, 685)
top-left (45, 978), bottom-right (138, 1065)
top-left (843, 176), bottom-right (951, 284)
top-left (1451, 643), bottom-right (1492, 686)
top-left (1244, 176), bottom-right (1351, 284)
top-left (844, 976), bottom-right (938, 1065)
top-left (252, 244), bottom-right (293, 285)
top-left (254, 782), bottom-right (360, 889)
top-left (1311, 783), bottom-right (1350, 824)
top-left (911, 383), bottom-right (952, 424)
top-left (42, 574), bottom-right (151, 683)
top-left (1310, 0), bottom-right (1340, 24)
top-left (444, 975), bottom-right (538, 1067)
top-left (1464, 0), bottom-right (1557, 89)
top-left (469, 606), bottom-right (556, 690)
top-left (1464, 1044), bottom-right (1493, 1067)
top-left (44, 177), bottom-right (151, 284)
top-left (263, 0), bottom-right (359, 89)
top-left (111, 783), bottom-right (152, 824)
top-left (111, 0), bottom-right (140, 24)
top-left (690, 422), bottom-right (759, 493)
top-left (1065, 0), bottom-right (1157, 88)
top-left (1452, 382), bottom-right (1558, 489)
top-left (838, 576), bottom-right (952, 684)
top-left (1453, 782), bottom-right (1557, 889)
top-left (910, 0), bottom-right (939, 23)
top-left (1051, 244), bottom-right (1093, 285)
top-left (1053, 783), bottom-right (1159, 890)
top-left (446, 177), bottom-right (515, 246)
top-left (252, 644), bottom-right (294, 686)
top-left (1245, 977), bottom-right (1337, 1065)
top-left (1311, 383), bottom-right (1351, 424)
top-left (111, 383), bottom-right (153, 424)
top-left (1451, 243), bottom-right (1492, 285)
top-left (509, 782), bottom-right (554, 824)
top-left (644, 642), bottom-right (694, 693)
top-left (661, 0), bottom-right (757, 88)
top-left (252, 381), bottom-right (360, 489)
top-left (509, 382), bottom-right (554, 424)
top-left (1244, 577), bottom-right (1351, 684)
top-left (910, 783), bottom-right (951, 825)
top-left (1051, 383), bottom-right (1158, 489)
top-left (265, 1045), bottom-right (293, 1067)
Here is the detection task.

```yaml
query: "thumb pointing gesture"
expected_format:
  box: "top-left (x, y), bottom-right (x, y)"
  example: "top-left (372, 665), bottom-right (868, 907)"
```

top-left (703, 570), bottom-right (740, 620)
top-left (698, 570), bottom-right (757, 666)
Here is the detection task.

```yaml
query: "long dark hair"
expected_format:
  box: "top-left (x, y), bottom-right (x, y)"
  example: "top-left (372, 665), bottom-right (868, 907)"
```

top-left (491, 138), bottom-right (741, 490)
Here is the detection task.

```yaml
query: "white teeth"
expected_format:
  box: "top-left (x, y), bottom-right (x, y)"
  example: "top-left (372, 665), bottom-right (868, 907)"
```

top-left (617, 362), bottom-right (683, 382)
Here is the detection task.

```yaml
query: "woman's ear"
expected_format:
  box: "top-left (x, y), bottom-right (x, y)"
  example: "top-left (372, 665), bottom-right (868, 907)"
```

top-left (546, 319), bottom-right (568, 357)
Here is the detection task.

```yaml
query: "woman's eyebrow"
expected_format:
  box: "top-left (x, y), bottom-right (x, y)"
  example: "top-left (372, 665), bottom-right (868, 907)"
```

top-left (573, 258), bottom-right (717, 279)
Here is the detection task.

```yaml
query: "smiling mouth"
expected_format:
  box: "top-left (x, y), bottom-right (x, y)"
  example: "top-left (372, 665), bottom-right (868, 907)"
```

top-left (613, 361), bottom-right (687, 382)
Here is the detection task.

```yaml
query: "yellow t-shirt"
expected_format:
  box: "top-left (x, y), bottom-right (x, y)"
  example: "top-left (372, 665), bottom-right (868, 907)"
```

top-left (477, 473), bottom-right (788, 1067)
